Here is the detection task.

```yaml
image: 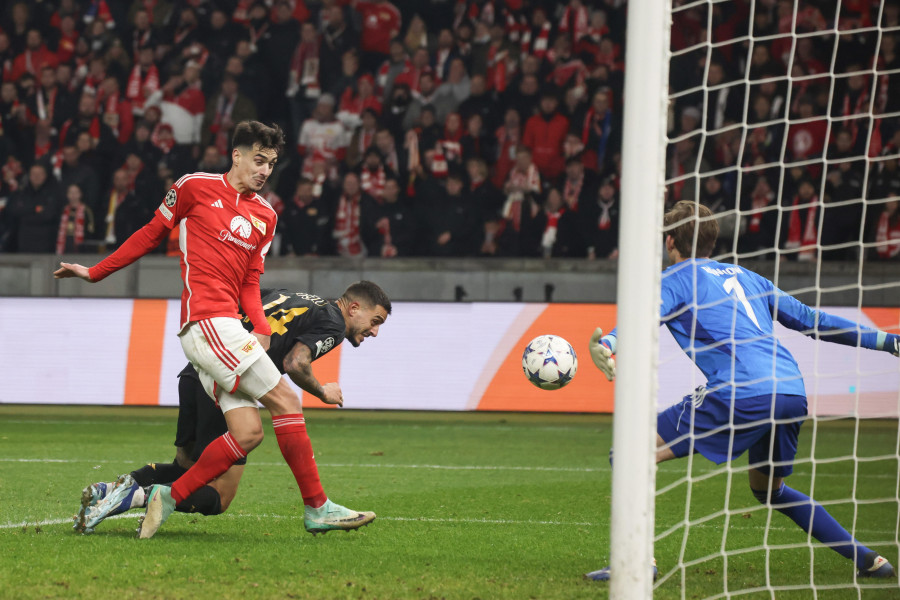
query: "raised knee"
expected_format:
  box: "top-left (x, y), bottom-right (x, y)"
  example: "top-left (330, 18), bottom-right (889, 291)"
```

top-left (234, 428), bottom-right (264, 451)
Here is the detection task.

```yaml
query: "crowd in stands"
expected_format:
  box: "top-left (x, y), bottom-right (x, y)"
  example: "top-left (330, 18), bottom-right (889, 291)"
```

top-left (0, 0), bottom-right (896, 261)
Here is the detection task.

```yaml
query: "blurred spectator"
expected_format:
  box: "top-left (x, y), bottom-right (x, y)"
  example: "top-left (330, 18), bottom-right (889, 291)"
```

top-left (523, 89), bottom-right (569, 182)
top-left (403, 69), bottom-right (439, 131)
top-left (376, 39), bottom-right (410, 103)
top-left (337, 73), bottom-right (381, 131)
top-left (374, 127), bottom-right (405, 177)
top-left (561, 154), bottom-right (599, 213)
top-left (579, 176), bottom-right (620, 260)
top-left (56, 183), bottom-right (94, 253)
top-left (286, 21), bottom-right (322, 138)
top-left (492, 108), bottom-right (522, 189)
top-left (297, 93), bottom-right (346, 174)
top-left (571, 88), bottom-right (617, 173)
top-left (375, 174), bottom-right (417, 256)
top-left (58, 143), bottom-right (100, 215)
top-left (122, 121), bottom-right (162, 171)
top-left (318, 5), bottom-right (359, 95)
top-left (739, 172), bottom-right (779, 257)
top-left (359, 146), bottom-right (389, 200)
top-left (403, 14), bottom-right (430, 54)
top-left (11, 29), bottom-right (59, 82)
top-left (30, 66), bottom-right (76, 137)
top-left (381, 83), bottom-right (412, 146)
top-left (782, 177), bottom-right (820, 262)
top-left (146, 61), bottom-right (205, 144)
top-left (7, 162), bottom-right (61, 253)
top-left (494, 146), bottom-right (542, 255)
top-left (100, 168), bottom-right (145, 249)
top-left (419, 170), bottom-right (480, 256)
top-left (346, 107), bottom-right (379, 169)
top-left (332, 170), bottom-right (372, 257)
top-left (699, 175), bottom-right (738, 255)
top-left (874, 201), bottom-right (900, 260)
top-left (821, 128), bottom-right (865, 260)
top-left (281, 177), bottom-right (332, 256)
top-left (394, 47), bottom-right (433, 94)
top-left (326, 48), bottom-right (362, 108)
top-left (433, 58), bottom-right (470, 123)
top-left (202, 74), bottom-right (257, 155)
top-left (126, 45), bottom-right (160, 117)
top-left (98, 76), bottom-right (134, 145)
top-left (357, 0), bottom-right (402, 73)
top-left (457, 73), bottom-right (497, 134)
top-left (196, 144), bottom-right (228, 173)
top-left (539, 187), bottom-right (567, 258)
top-left (460, 113), bottom-right (495, 164)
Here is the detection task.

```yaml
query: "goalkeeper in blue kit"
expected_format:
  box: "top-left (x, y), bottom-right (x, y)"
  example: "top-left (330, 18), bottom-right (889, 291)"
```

top-left (586, 201), bottom-right (899, 581)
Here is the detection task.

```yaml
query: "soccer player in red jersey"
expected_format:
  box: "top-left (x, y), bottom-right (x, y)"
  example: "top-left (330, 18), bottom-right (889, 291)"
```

top-left (55, 121), bottom-right (376, 538)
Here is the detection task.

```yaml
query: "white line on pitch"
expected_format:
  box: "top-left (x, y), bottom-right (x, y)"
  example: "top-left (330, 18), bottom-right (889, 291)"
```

top-left (2, 458), bottom-right (898, 480)
top-left (0, 513), bottom-right (596, 530)
top-left (4, 513), bottom-right (894, 538)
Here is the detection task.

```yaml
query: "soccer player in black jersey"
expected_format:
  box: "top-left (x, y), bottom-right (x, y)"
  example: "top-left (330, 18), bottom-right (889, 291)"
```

top-left (74, 281), bottom-right (391, 534)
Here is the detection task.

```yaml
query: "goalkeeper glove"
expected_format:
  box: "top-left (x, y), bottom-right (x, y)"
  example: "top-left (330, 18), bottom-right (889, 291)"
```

top-left (589, 327), bottom-right (617, 382)
top-left (879, 332), bottom-right (900, 356)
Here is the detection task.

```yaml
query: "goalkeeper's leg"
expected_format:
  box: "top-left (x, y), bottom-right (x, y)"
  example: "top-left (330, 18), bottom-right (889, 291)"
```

top-left (748, 469), bottom-right (894, 577)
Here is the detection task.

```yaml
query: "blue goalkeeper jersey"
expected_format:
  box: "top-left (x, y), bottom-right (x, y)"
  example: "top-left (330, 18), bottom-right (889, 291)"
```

top-left (620, 259), bottom-right (885, 400)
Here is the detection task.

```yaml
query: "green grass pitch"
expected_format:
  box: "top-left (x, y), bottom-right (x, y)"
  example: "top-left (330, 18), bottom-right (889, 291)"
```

top-left (1, 405), bottom-right (899, 599)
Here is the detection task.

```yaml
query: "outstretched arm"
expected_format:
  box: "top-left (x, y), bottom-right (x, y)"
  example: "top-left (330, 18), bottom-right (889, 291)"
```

top-left (282, 342), bottom-right (344, 406)
top-left (771, 290), bottom-right (899, 355)
top-left (53, 217), bottom-right (169, 283)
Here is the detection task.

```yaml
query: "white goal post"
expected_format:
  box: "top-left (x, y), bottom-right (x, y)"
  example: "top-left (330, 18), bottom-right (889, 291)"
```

top-left (609, 0), bottom-right (671, 597)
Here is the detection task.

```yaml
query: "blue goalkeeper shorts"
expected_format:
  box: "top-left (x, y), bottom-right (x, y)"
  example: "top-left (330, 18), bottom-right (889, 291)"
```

top-left (656, 390), bottom-right (807, 477)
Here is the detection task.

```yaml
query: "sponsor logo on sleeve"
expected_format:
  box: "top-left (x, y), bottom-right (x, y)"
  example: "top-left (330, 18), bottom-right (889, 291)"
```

top-left (164, 189), bottom-right (177, 207)
top-left (314, 337), bottom-right (335, 357)
top-left (158, 203), bottom-right (173, 220)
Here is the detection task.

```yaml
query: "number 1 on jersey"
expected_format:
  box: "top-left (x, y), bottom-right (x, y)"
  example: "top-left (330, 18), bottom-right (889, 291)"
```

top-left (723, 276), bottom-right (762, 331)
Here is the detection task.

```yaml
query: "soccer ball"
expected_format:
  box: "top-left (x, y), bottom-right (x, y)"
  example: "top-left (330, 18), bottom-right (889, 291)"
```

top-left (522, 335), bottom-right (578, 390)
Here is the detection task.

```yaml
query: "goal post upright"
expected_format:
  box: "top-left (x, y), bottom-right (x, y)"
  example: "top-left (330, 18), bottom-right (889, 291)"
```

top-left (609, 0), bottom-right (671, 597)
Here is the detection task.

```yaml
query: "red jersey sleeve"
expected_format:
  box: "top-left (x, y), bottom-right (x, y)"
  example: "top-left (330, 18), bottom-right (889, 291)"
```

top-left (249, 211), bottom-right (277, 273)
top-left (239, 268), bottom-right (271, 335)
top-left (155, 182), bottom-right (193, 229)
top-left (88, 217), bottom-right (169, 282)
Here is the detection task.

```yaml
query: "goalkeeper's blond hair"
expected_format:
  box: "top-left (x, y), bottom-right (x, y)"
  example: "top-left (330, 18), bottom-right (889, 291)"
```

top-left (664, 201), bottom-right (719, 259)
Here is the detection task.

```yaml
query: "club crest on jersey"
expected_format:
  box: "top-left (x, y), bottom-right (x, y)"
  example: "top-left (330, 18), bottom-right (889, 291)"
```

top-left (230, 216), bottom-right (252, 239)
top-left (314, 337), bottom-right (335, 357)
top-left (251, 216), bottom-right (266, 236)
top-left (241, 339), bottom-right (258, 354)
top-left (164, 189), bottom-right (177, 207)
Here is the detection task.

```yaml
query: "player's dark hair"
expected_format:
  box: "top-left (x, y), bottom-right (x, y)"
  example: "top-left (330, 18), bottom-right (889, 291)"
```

top-left (664, 200), bottom-right (718, 258)
top-left (342, 281), bottom-right (392, 315)
top-left (232, 121), bottom-right (286, 157)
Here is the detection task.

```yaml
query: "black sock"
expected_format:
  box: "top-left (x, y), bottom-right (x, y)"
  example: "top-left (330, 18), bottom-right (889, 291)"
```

top-left (130, 461), bottom-right (189, 487)
top-left (175, 485), bottom-right (223, 515)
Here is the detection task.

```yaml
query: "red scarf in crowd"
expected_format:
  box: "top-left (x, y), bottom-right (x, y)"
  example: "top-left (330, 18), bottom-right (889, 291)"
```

top-left (559, 5), bottom-right (589, 42)
top-left (786, 194), bottom-right (818, 258)
top-left (361, 165), bottom-right (386, 199)
top-left (597, 199), bottom-right (614, 230)
top-left (521, 21), bottom-right (551, 60)
top-left (57, 203), bottom-right (86, 254)
top-left (290, 39), bottom-right (320, 98)
top-left (126, 64), bottom-right (160, 109)
top-left (334, 193), bottom-right (363, 256)
top-left (748, 189), bottom-right (774, 233)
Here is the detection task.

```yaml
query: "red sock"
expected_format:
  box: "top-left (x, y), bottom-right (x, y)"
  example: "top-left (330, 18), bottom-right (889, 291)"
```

top-left (272, 414), bottom-right (327, 508)
top-left (171, 432), bottom-right (246, 504)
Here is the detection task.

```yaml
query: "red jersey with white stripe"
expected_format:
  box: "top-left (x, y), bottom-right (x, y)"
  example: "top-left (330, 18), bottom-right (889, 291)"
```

top-left (156, 172), bottom-right (277, 329)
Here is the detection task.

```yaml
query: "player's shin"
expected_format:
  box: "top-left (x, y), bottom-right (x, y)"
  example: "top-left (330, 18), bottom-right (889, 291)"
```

top-left (272, 414), bottom-right (327, 508)
top-left (174, 485), bottom-right (223, 515)
top-left (170, 432), bottom-right (247, 504)
top-left (754, 483), bottom-right (874, 568)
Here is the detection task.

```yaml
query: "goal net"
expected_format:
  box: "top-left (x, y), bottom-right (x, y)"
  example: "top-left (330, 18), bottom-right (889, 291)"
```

top-left (635, 0), bottom-right (900, 596)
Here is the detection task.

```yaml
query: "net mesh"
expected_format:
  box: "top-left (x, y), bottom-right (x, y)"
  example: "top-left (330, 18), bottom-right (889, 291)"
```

top-left (655, 0), bottom-right (900, 595)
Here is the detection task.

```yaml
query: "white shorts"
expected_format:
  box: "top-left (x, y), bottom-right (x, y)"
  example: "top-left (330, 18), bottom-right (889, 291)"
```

top-left (179, 317), bottom-right (282, 412)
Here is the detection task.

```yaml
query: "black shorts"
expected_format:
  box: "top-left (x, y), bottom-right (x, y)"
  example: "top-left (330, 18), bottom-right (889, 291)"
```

top-left (174, 364), bottom-right (247, 466)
